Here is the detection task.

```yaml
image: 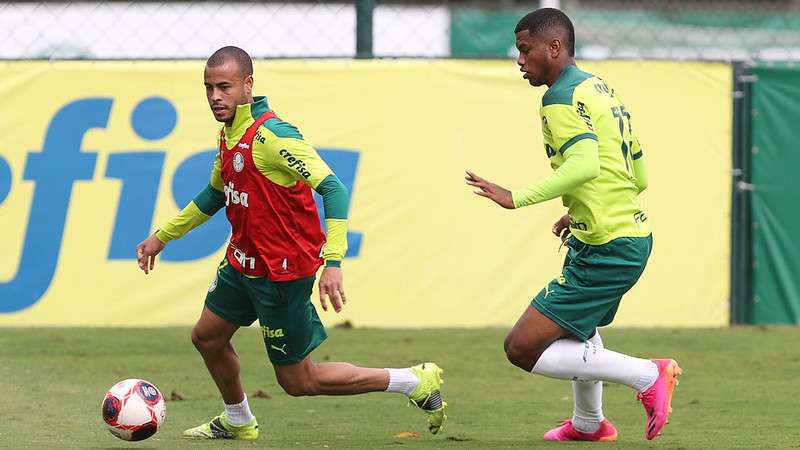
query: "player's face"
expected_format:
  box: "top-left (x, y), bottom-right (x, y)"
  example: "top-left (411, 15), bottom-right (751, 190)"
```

top-left (204, 61), bottom-right (253, 123)
top-left (515, 31), bottom-right (551, 87)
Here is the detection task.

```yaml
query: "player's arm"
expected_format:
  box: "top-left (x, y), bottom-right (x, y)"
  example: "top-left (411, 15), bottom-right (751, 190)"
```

top-left (511, 139), bottom-right (599, 207)
top-left (466, 142), bottom-right (598, 209)
top-left (630, 136), bottom-right (648, 193)
top-left (136, 155), bottom-right (226, 274)
top-left (466, 100), bottom-right (599, 209)
top-left (257, 133), bottom-right (349, 312)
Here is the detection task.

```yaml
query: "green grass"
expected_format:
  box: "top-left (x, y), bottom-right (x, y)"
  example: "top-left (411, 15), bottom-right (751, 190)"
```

top-left (1, 327), bottom-right (798, 449)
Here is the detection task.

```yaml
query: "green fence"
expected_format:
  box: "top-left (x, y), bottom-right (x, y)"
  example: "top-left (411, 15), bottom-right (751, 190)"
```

top-left (732, 63), bottom-right (800, 325)
top-left (451, 4), bottom-right (800, 60)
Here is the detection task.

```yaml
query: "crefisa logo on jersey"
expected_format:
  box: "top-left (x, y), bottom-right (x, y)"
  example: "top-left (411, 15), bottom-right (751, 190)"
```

top-left (224, 181), bottom-right (249, 208)
top-left (233, 152), bottom-right (245, 172)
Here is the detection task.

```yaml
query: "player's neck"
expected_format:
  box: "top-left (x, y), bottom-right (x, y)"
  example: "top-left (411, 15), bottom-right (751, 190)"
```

top-left (546, 58), bottom-right (577, 87)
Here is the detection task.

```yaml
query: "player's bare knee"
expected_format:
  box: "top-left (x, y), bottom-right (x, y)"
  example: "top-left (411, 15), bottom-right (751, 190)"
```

top-left (505, 346), bottom-right (534, 371)
top-left (190, 327), bottom-right (222, 355)
top-left (503, 332), bottom-right (514, 355)
top-left (504, 338), bottom-right (536, 371)
top-left (276, 368), bottom-right (320, 397)
top-left (278, 376), bottom-right (317, 397)
top-left (189, 327), bottom-right (204, 350)
top-left (278, 381), bottom-right (306, 397)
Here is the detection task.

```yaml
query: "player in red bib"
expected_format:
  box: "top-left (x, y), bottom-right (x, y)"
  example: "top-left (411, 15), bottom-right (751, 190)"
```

top-left (136, 46), bottom-right (446, 440)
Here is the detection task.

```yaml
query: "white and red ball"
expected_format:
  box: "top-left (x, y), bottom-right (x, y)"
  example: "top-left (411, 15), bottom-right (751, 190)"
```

top-left (101, 378), bottom-right (166, 441)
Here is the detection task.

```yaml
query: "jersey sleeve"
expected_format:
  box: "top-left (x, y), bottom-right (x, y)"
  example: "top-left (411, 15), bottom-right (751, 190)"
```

top-left (315, 175), bottom-right (349, 265)
top-left (264, 136), bottom-right (333, 189)
top-left (542, 99), bottom-right (598, 155)
top-left (254, 133), bottom-right (349, 266)
top-left (512, 138), bottom-right (600, 208)
top-left (209, 150), bottom-right (224, 191)
top-left (630, 136), bottom-right (648, 193)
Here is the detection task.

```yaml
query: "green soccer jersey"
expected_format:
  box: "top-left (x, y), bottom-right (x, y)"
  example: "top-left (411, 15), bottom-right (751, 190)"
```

top-left (513, 65), bottom-right (651, 245)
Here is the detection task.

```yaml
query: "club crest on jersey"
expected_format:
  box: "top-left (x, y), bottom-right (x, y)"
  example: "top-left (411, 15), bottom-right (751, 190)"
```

top-left (233, 151), bottom-right (245, 172)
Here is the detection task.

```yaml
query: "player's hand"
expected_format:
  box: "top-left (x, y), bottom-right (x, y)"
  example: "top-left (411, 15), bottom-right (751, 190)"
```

top-left (318, 267), bottom-right (346, 313)
top-left (136, 234), bottom-right (166, 275)
top-left (552, 214), bottom-right (571, 242)
top-left (465, 171), bottom-right (515, 209)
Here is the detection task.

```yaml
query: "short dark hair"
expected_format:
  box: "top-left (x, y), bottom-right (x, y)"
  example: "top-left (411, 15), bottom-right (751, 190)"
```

top-left (207, 46), bottom-right (253, 76)
top-left (515, 8), bottom-right (575, 57)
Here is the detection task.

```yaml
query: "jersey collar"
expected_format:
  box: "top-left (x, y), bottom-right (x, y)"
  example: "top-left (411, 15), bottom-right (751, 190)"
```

top-left (225, 96), bottom-right (272, 136)
top-left (548, 64), bottom-right (578, 91)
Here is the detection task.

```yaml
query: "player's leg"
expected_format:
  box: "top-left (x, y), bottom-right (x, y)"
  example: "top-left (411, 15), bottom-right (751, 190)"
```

top-left (530, 320), bottom-right (677, 441)
top-left (522, 235), bottom-right (680, 440)
top-left (506, 304), bottom-right (658, 389)
top-left (252, 275), bottom-right (446, 434)
top-left (191, 306), bottom-right (243, 404)
top-left (503, 303), bottom-right (572, 370)
top-left (273, 356), bottom-right (389, 394)
top-left (571, 330), bottom-right (605, 433)
top-left (271, 356), bottom-right (446, 434)
top-left (183, 261), bottom-right (260, 440)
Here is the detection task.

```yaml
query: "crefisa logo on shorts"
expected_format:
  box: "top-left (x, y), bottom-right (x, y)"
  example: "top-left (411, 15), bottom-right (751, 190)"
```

top-left (261, 326), bottom-right (285, 339)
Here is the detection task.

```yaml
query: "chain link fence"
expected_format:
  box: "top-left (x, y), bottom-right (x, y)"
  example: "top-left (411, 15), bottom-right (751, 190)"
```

top-left (2, 0), bottom-right (799, 60)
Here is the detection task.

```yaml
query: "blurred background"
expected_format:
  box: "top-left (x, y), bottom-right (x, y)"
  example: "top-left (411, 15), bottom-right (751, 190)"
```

top-left (4, 0), bottom-right (800, 60)
top-left (0, 1), bottom-right (798, 328)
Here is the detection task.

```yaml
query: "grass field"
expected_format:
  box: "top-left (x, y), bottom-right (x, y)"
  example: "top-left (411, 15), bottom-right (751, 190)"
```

top-left (1, 327), bottom-right (798, 449)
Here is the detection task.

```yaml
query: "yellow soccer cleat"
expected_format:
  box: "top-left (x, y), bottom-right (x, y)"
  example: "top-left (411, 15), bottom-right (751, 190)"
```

top-left (408, 362), bottom-right (447, 434)
top-left (181, 413), bottom-right (259, 440)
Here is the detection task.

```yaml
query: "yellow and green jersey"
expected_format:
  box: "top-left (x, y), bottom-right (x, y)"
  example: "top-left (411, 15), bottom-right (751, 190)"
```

top-left (156, 96), bottom-right (349, 266)
top-left (513, 64), bottom-right (651, 245)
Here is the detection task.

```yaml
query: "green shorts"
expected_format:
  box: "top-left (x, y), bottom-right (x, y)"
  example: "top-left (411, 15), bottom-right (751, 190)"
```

top-left (205, 260), bottom-right (327, 365)
top-left (532, 234), bottom-right (653, 341)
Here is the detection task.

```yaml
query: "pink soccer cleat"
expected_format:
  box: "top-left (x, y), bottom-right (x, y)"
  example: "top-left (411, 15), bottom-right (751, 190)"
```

top-left (543, 418), bottom-right (618, 442)
top-left (637, 358), bottom-right (682, 440)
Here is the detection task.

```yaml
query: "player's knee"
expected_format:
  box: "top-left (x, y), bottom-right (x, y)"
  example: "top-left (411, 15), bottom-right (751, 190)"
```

top-left (278, 381), bottom-right (305, 397)
top-left (504, 335), bottom-right (536, 371)
top-left (278, 377), bottom-right (318, 397)
top-left (190, 327), bottom-right (223, 355)
top-left (277, 371), bottom-right (319, 397)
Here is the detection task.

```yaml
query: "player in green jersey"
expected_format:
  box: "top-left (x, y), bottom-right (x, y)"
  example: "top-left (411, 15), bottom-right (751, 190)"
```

top-left (466, 9), bottom-right (681, 442)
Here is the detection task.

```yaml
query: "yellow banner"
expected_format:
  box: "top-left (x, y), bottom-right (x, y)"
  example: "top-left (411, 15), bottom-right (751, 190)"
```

top-left (0, 60), bottom-right (730, 327)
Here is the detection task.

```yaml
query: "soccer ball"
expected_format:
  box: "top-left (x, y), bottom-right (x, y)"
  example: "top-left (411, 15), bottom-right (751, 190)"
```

top-left (101, 379), bottom-right (166, 441)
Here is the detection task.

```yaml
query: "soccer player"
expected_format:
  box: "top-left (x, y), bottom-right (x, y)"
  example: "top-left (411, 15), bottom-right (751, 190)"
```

top-left (135, 46), bottom-right (446, 440)
top-left (465, 8), bottom-right (681, 442)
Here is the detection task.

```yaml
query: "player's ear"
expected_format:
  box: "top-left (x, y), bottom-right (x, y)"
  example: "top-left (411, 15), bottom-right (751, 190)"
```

top-left (244, 75), bottom-right (254, 95)
top-left (549, 38), bottom-right (561, 59)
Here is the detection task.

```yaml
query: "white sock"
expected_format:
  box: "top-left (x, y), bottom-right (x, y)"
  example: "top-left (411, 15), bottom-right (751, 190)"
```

top-left (223, 395), bottom-right (255, 426)
top-left (385, 368), bottom-right (420, 396)
top-left (533, 337), bottom-right (659, 392)
top-left (572, 331), bottom-right (604, 433)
